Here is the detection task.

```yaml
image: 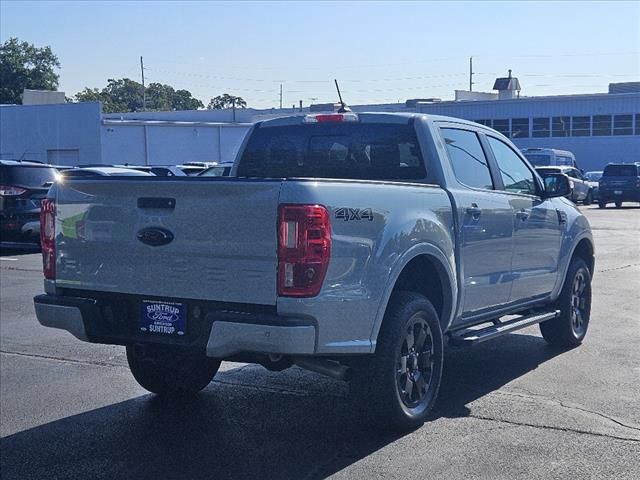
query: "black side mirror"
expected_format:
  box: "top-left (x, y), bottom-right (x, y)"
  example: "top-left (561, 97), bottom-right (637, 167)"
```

top-left (540, 172), bottom-right (571, 198)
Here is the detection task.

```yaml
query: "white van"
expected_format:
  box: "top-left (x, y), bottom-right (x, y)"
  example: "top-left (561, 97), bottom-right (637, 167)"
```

top-left (520, 148), bottom-right (578, 168)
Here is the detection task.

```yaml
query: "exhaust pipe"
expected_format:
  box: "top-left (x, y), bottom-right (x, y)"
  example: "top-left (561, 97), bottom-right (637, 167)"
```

top-left (293, 357), bottom-right (352, 382)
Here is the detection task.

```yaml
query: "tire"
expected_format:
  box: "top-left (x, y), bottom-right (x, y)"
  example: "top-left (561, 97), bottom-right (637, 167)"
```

top-left (540, 258), bottom-right (591, 348)
top-left (615, 201), bottom-right (622, 208)
top-left (350, 292), bottom-right (444, 432)
top-left (583, 191), bottom-right (592, 206)
top-left (126, 344), bottom-right (221, 395)
top-left (598, 201), bottom-right (606, 209)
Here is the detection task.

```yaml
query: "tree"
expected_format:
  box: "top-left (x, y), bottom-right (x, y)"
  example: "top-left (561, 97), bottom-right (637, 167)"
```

top-left (0, 37), bottom-right (60, 104)
top-left (75, 78), bottom-right (203, 113)
top-left (207, 94), bottom-right (247, 110)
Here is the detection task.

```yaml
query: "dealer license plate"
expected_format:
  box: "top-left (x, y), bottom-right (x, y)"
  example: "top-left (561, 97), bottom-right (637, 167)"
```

top-left (140, 300), bottom-right (186, 336)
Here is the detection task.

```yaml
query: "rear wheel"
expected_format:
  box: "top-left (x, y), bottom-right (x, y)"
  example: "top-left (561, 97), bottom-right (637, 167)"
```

top-left (615, 201), bottom-right (622, 208)
top-left (540, 257), bottom-right (591, 347)
top-left (350, 292), bottom-right (444, 432)
top-left (598, 201), bottom-right (606, 209)
top-left (583, 191), bottom-right (592, 206)
top-left (126, 344), bottom-right (221, 395)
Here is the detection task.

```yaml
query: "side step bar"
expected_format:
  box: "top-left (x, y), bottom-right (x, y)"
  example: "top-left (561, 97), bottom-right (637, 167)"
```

top-left (449, 310), bottom-right (560, 346)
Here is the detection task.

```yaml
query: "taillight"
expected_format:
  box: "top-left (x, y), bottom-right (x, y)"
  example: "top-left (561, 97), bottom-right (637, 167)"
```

top-left (40, 198), bottom-right (56, 279)
top-left (0, 185), bottom-right (27, 196)
top-left (278, 204), bottom-right (331, 297)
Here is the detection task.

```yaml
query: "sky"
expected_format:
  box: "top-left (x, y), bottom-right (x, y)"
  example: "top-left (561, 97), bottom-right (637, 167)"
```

top-left (1, 0), bottom-right (639, 109)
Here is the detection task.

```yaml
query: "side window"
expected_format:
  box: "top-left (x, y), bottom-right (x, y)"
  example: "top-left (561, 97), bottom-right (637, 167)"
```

top-left (487, 136), bottom-right (537, 196)
top-left (441, 128), bottom-right (493, 190)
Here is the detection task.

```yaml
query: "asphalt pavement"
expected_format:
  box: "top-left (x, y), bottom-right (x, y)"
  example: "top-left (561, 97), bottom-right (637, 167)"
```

top-left (1, 205), bottom-right (639, 479)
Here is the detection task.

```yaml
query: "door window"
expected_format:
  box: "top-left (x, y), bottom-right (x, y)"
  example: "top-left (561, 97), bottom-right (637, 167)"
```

top-left (487, 136), bottom-right (537, 196)
top-left (440, 128), bottom-right (493, 190)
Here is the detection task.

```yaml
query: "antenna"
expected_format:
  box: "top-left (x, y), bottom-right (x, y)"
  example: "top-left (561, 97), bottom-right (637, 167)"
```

top-left (334, 79), bottom-right (350, 113)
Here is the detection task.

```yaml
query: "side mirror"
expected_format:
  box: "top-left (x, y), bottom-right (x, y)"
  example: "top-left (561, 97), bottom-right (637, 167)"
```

top-left (540, 172), bottom-right (571, 198)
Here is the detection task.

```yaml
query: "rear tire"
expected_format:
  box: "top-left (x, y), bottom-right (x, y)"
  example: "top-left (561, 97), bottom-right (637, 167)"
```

top-left (598, 201), bottom-right (606, 209)
top-left (540, 258), bottom-right (591, 348)
top-left (615, 201), bottom-right (622, 208)
top-left (583, 191), bottom-right (592, 206)
top-left (126, 344), bottom-right (221, 395)
top-left (350, 292), bottom-right (444, 432)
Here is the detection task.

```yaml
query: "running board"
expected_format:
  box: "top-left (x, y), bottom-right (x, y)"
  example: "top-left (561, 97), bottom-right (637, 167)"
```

top-left (449, 310), bottom-right (560, 346)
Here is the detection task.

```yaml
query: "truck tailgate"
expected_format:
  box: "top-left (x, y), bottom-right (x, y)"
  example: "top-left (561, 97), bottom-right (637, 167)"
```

top-left (54, 179), bottom-right (282, 305)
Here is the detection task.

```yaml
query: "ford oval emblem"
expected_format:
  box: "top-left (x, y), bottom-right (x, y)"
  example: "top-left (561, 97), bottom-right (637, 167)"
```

top-left (137, 227), bottom-right (174, 247)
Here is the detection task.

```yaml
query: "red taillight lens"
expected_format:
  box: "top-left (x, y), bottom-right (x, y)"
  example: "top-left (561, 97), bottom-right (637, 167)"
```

top-left (40, 198), bottom-right (56, 279)
top-left (0, 185), bottom-right (27, 196)
top-left (278, 204), bottom-right (331, 297)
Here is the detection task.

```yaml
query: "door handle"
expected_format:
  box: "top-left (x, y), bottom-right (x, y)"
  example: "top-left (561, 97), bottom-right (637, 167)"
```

top-left (465, 204), bottom-right (482, 220)
top-left (515, 209), bottom-right (529, 221)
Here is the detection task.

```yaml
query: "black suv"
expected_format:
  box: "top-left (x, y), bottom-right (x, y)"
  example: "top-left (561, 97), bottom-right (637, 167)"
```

top-left (0, 161), bottom-right (58, 246)
top-left (598, 163), bottom-right (640, 208)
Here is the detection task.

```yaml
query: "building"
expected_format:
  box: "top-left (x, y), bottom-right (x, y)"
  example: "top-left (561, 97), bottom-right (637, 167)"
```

top-left (1, 79), bottom-right (638, 171)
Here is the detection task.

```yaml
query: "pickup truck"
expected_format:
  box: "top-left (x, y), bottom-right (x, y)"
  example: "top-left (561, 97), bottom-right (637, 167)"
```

top-left (34, 112), bottom-right (595, 431)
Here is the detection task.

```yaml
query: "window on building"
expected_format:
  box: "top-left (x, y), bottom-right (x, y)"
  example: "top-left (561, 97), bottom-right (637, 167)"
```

top-left (487, 136), bottom-right (537, 196)
top-left (440, 128), bottom-right (494, 190)
top-left (552, 116), bottom-right (570, 137)
top-left (636, 114), bottom-right (640, 135)
top-left (511, 118), bottom-right (529, 138)
top-left (613, 115), bottom-right (633, 136)
top-left (492, 119), bottom-right (510, 137)
top-left (572, 116), bottom-right (591, 136)
top-left (592, 115), bottom-right (612, 136)
top-left (532, 117), bottom-right (550, 137)
top-left (474, 119), bottom-right (492, 127)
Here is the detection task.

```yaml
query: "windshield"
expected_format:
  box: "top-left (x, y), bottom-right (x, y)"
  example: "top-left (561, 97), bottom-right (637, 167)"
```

top-left (603, 165), bottom-right (639, 177)
top-left (238, 123), bottom-right (426, 180)
top-left (523, 153), bottom-right (551, 166)
top-left (0, 165), bottom-right (58, 187)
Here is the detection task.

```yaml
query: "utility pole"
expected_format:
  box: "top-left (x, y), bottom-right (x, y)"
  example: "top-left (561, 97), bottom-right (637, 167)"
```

top-left (140, 56), bottom-right (146, 111)
top-left (279, 84), bottom-right (283, 109)
top-left (469, 56), bottom-right (474, 92)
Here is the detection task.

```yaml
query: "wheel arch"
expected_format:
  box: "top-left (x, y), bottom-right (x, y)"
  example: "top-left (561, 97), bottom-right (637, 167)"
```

top-left (370, 245), bottom-right (457, 349)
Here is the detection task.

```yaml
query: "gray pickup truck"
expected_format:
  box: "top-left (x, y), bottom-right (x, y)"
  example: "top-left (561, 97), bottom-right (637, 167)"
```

top-left (34, 112), bottom-right (594, 431)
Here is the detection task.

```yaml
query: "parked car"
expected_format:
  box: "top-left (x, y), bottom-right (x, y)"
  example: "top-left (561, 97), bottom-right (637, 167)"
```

top-left (598, 163), bottom-right (640, 208)
top-left (521, 148), bottom-right (578, 168)
top-left (177, 162), bottom-right (219, 176)
top-left (0, 160), bottom-right (58, 247)
top-left (61, 167), bottom-right (155, 178)
top-left (584, 171), bottom-right (603, 201)
top-left (535, 166), bottom-right (592, 204)
top-left (197, 162), bottom-right (234, 177)
top-left (34, 112), bottom-right (593, 432)
top-left (115, 165), bottom-right (187, 177)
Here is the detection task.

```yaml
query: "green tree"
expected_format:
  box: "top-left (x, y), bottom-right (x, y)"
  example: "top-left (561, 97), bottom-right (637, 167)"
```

top-left (0, 37), bottom-right (61, 104)
top-left (75, 78), bottom-right (203, 113)
top-left (207, 93), bottom-right (247, 110)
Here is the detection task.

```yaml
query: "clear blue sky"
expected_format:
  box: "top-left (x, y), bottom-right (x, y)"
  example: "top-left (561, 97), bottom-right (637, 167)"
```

top-left (2, 0), bottom-right (639, 109)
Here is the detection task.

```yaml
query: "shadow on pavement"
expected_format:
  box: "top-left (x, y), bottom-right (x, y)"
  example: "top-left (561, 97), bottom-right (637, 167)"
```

top-left (1, 333), bottom-right (563, 480)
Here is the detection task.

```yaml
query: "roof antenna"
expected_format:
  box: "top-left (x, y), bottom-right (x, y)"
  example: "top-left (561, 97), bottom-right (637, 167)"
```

top-left (334, 79), bottom-right (351, 113)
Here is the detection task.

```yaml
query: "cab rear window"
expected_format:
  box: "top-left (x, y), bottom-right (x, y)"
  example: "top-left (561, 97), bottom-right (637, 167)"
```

top-left (237, 123), bottom-right (426, 180)
top-left (603, 164), bottom-right (639, 177)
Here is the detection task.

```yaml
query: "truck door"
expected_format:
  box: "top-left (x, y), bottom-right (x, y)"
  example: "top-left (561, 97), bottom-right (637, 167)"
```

top-left (485, 136), bottom-right (563, 302)
top-left (439, 127), bottom-right (514, 317)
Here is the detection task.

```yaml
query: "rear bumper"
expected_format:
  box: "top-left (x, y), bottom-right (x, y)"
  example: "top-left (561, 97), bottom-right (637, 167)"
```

top-left (599, 188), bottom-right (640, 202)
top-left (33, 293), bottom-right (316, 358)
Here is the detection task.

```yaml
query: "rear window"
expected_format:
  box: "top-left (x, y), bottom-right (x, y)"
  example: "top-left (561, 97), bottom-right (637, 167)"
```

top-left (603, 164), bottom-right (639, 177)
top-left (237, 123), bottom-right (426, 180)
top-left (0, 165), bottom-right (57, 186)
top-left (523, 154), bottom-right (551, 166)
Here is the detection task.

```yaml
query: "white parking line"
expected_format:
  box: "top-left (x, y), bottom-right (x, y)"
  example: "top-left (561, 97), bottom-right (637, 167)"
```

top-left (0, 258), bottom-right (19, 261)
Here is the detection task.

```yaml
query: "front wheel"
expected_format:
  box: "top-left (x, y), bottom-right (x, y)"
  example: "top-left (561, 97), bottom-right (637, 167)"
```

top-left (615, 201), bottom-right (622, 208)
top-left (598, 201), bottom-right (607, 209)
top-left (350, 292), bottom-right (444, 432)
top-left (126, 344), bottom-right (221, 395)
top-left (540, 257), bottom-right (591, 347)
